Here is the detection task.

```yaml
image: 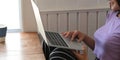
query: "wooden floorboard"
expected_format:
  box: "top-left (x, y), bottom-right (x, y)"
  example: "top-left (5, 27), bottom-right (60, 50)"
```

top-left (0, 32), bottom-right (45, 60)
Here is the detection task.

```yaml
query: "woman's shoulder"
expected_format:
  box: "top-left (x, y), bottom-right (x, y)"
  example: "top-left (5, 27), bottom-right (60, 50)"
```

top-left (107, 10), bottom-right (115, 17)
top-left (106, 10), bottom-right (117, 23)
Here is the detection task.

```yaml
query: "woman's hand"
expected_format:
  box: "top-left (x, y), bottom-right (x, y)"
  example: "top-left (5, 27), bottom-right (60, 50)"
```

top-left (72, 45), bottom-right (88, 60)
top-left (62, 30), bottom-right (86, 42)
top-left (62, 30), bottom-right (88, 60)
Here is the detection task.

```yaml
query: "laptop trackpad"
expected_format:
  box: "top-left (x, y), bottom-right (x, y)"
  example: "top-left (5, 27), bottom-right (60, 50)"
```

top-left (62, 37), bottom-right (83, 50)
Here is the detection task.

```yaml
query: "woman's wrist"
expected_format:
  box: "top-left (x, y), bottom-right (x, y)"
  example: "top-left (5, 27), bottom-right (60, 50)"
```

top-left (82, 34), bottom-right (88, 42)
top-left (82, 34), bottom-right (95, 50)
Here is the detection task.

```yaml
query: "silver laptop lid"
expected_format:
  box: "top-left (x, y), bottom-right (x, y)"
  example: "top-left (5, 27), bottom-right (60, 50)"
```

top-left (31, 0), bottom-right (48, 43)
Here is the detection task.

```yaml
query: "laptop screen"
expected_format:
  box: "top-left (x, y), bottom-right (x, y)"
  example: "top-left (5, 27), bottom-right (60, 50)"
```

top-left (31, 0), bottom-right (48, 43)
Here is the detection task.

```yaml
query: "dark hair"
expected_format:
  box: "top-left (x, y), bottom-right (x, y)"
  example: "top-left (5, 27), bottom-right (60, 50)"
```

top-left (117, 0), bottom-right (120, 6)
top-left (116, 0), bottom-right (120, 16)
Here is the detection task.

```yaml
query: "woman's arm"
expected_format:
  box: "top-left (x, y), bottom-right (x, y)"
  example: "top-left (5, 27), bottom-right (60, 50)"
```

top-left (83, 35), bottom-right (95, 50)
top-left (62, 30), bottom-right (95, 60)
top-left (62, 30), bottom-right (95, 50)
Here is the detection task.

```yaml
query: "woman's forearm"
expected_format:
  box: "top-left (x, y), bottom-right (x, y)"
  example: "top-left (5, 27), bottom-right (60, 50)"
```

top-left (83, 35), bottom-right (95, 50)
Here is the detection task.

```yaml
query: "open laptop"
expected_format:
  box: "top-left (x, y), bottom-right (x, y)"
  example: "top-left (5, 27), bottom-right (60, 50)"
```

top-left (31, 0), bottom-right (83, 50)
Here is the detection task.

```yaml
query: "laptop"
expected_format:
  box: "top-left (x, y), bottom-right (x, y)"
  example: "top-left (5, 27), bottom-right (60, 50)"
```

top-left (31, 0), bottom-right (83, 50)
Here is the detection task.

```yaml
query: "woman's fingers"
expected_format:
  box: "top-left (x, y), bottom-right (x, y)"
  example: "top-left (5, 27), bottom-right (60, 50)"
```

top-left (82, 44), bottom-right (86, 51)
top-left (72, 44), bottom-right (87, 60)
top-left (72, 50), bottom-right (83, 60)
top-left (64, 31), bottom-right (70, 37)
top-left (78, 35), bottom-right (85, 42)
top-left (71, 30), bottom-right (85, 42)
top-left (61, 32), bottom-right (67, 36)
top-left (64, 31), bottom-right (73, 38)
top-left (62, 30), bottom-right (85, 42)
top-left (71, 30), bottom-right (79, 41)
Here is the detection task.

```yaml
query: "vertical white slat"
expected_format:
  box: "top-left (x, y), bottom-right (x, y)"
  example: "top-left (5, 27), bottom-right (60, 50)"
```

top-left (68, 12), bottom-right (77, 31)
top-left (88, 11), bottom-right (97, 38)
top-left (41, 14), bottom-right (48, 31)
top-left (58, 13), bottom-right (68, 33)
top-left (88, 11), bottom-right (97, 60)
top-left (78, 12), bottom-right (88, 59)
top-left (98, 11), bottom-right (107, 28)
top-left (48, 13), bottom-right (58, 32)
top-left (78, 12), bottom-right (88, 34)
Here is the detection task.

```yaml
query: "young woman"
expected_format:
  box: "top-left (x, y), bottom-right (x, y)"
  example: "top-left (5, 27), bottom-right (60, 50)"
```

top-left (42, 0), bottom-right (120, 60)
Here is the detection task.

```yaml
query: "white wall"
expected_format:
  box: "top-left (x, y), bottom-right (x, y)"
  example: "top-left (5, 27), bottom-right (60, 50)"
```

top-left (37, 0), bottom-right (109, 11)
top-left (21, 0), bottom-right (37, 32)
top-left (21, 0), bottom-right (109, 32)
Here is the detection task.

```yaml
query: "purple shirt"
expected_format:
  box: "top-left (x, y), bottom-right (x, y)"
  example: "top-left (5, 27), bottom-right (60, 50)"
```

top-left (94, 10), bottom-right (120, 60)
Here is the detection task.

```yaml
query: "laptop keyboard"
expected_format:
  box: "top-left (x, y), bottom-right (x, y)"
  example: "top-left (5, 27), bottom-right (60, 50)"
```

top-left (45, 32), bottom-right (68, 47)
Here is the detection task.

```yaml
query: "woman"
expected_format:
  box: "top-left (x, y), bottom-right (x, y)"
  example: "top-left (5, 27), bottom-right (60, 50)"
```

top-left (42, 0), bottom-right (120, 60)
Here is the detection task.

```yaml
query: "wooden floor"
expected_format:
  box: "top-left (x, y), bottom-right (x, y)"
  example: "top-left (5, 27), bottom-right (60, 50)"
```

top-left (0, 32), bottom-right (45, 60)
